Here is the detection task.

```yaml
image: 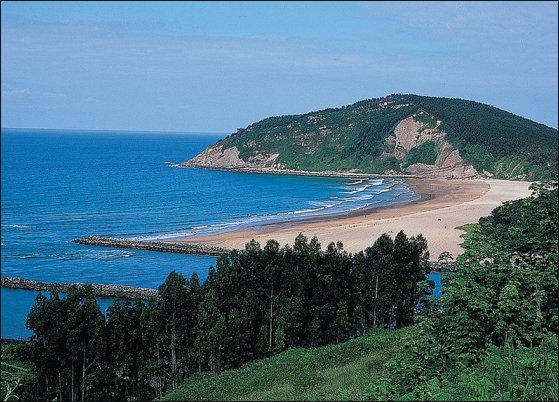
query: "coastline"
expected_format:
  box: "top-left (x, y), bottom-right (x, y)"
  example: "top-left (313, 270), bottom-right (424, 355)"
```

top-left (172, 178), bottom-right (532, 260)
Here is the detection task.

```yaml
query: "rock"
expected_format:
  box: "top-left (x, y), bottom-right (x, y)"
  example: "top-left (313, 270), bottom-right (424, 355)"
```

top-left (182, 145), bottom-right (281, 170)
top-left (1, 277), bottom-right (158, 300)
top-left (72, 236), bottom-right (231, 256)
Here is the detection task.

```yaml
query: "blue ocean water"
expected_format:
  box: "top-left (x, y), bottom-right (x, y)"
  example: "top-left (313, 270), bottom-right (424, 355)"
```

top-left (1, 128), bottom-right (422, 339)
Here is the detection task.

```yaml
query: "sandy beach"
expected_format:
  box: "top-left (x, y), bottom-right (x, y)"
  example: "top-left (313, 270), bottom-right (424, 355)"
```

top-left (173, 178), bottom-right (533, 261)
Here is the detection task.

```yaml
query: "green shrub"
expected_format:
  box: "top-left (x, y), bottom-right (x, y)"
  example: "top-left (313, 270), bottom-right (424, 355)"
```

top-left (402, 141), bottom-right (438, 167)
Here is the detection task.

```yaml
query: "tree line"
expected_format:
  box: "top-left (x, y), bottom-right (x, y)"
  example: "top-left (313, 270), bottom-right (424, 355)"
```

top-left (17, 230), bottom-right (431, 401)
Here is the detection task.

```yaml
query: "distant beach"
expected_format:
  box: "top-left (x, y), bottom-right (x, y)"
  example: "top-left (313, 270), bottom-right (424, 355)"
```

top-left (173, 178), bottom-right (533, 260)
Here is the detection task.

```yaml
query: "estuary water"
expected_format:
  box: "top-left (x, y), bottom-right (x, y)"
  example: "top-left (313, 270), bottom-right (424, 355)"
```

top-left (1, 129), bottom-right (425, 339)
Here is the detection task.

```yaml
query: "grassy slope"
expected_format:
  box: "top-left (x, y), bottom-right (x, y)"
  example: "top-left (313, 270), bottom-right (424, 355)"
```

top-left (163, 328), bottom-right (413, 401)
top-left (1, 344), bottom-right (34, 401)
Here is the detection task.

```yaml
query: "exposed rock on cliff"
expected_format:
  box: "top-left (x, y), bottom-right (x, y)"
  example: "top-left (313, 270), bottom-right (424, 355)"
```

top-left (183, 145), bottom-right (283, 170)
top-left (382, 113), bottom-right (479, 179)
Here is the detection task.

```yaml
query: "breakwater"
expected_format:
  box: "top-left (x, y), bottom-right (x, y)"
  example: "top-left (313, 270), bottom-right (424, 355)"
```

top-left (72, 236), bottom-right (231, 256)
top-left (1, 277), bottom-right (157, 300)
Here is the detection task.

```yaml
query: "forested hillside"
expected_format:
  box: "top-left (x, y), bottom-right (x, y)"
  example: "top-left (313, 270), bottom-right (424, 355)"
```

top-left (184, 94), bottom-right (558, 180)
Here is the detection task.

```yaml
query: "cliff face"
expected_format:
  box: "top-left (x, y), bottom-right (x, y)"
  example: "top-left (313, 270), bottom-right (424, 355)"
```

top-left (181, 94), bottom-right (558, 180)
top-left (184, 145), bottom-right (283, 170)
top-left (382, 114), bottom-right (478, 178)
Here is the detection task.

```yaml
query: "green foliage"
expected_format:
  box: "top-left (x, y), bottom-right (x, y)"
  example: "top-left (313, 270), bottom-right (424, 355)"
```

top-left (402, 140), bottom-right (438, 167)
top-left (162, 328), bottom-right (415, 401)
top-left (1, 344), bottom-right (35, 401)
top-left (18, 184), bottom-right (558, 400)
top-left (478, 181), bottom-right (558, 255)
top-left (21, 231), bottom-right (429, 400)
top-left (344, 106), bottom-right (419, 161)
top-left (378, 182), bottom-right (559, 400)
top-left (375, 333), bottom-right (558, 401)
top-left (22, 286), bottom-right (110, 401)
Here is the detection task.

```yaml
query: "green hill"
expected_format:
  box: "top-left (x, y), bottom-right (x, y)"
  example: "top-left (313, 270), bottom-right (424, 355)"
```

top-left (183, 94), bottom-right (558, 180)
top-left (162, 328), bottom-right (412, 401)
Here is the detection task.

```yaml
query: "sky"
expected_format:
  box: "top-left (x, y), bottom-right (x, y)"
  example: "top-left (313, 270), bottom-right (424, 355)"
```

top-left (1, 1), bottom-right (557, 132)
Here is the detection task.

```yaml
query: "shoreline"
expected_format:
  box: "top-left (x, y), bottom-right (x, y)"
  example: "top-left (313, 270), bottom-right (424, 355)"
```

top-left (173, 178), bottom-right (532, 260)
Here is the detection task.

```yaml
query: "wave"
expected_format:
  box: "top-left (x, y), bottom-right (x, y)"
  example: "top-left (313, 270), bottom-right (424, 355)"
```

top-left (4, 255), bottom-right (37, 259)
top-left (343, 184), bottom-right (373, 195)
top-left (61, 249), bottom-right (135, 261)
top-left (136, 178), bottom-right (415, 241)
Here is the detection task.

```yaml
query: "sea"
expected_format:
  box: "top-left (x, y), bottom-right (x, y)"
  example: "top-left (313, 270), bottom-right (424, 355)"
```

top-left (1, 129), bottom-right (438, 339)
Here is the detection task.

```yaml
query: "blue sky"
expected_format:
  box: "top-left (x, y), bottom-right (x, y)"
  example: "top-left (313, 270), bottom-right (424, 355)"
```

top-left (1, 1), bottom-right (557, 132)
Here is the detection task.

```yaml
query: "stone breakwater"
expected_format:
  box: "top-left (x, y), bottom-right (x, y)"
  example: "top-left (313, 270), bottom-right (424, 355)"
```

top-left (1, 277), bottom-right (157, 300)
top-left (72, 236), bottom-right (231, 256)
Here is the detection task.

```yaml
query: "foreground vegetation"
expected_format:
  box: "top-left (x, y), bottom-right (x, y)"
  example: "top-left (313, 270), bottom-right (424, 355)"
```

top-left (163, 330), bottom-right (557, 401)
top-left (4, 183), bottom-right (557, 401)
top-left (163, 328), bottom-right (414, 401)
top-left (1, 342), bottom-right (35, 401)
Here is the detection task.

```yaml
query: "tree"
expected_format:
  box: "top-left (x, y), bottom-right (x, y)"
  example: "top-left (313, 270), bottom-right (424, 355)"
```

top-left (261, 240), bottom-right (285, 352)
top-left (195, 289), bottom-right (226, 373)
top-left (153, 271), bottom-right (192, 389)
top-left (104, 298), bottom-right (149, 400)
top-left (26, 292), bottom-right (69, 401)
top-left (437, 251), bottom-right (454, 271)
top-left (65, 286), bottom-right (105, 402)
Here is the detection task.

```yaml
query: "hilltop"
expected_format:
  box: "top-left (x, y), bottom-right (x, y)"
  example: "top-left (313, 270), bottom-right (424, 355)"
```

top-left (183, 94), bottom-right (558, 180)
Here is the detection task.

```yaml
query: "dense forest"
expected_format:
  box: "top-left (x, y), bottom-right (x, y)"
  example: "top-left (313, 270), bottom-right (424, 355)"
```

top-left (198, 94), bottom-right (558, 179)
top-left (3, 231), bottom-right (430, 400)
top-left (2, 182), bottom-right (557, 401)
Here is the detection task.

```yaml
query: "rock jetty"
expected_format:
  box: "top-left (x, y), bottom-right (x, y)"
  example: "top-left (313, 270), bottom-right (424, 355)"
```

top-left (2, 277), bottom-right (157, 300)
top-left (72, 236), bottom-right (231, 256)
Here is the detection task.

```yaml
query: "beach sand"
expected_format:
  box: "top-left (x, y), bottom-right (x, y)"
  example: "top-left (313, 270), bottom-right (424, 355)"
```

top-left (172, 179), bottom-right (532, 261)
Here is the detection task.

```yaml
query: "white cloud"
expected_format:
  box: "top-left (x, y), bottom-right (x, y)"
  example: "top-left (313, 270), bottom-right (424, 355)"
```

top-left (1, 88), bottom-right (29, 95)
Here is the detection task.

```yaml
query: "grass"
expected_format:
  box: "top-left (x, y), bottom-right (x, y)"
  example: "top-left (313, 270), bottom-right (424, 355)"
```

top-left (162, 328), bottom-right (414, 401)
top-left (1, 344), bottom-right (34, 401)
